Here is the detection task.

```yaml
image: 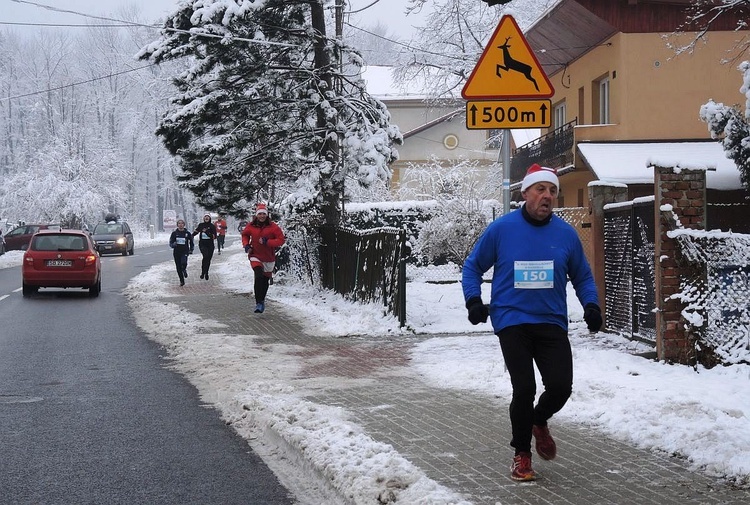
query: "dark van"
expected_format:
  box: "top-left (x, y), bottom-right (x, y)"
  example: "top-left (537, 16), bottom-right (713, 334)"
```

top-left (91, 221), bottom-right (134, 256)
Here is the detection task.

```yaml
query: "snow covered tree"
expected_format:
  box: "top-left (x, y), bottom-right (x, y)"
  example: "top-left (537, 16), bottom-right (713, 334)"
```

top-left (137, 0), bottom-right (402, 226)
top-left (674, 1), bottom-right (750, 193)
top-left (0, 125), bottom-right (132, 227)
top-left (396, 156), bottom-right (500, 265)
top-left (345, 22), bottom-right (402, 67)
top-left (0, 20), bottom-right (183, 231)
top-left (700, 62), bottom-right (750, 192)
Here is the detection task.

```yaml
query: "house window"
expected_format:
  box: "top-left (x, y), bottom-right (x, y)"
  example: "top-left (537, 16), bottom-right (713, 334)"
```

top-left (487, 129), bottom-right (502, 149)
top-left (553, 101), bottom-right (566, 130)
top-left (597, 76), bottom-right (610, 124)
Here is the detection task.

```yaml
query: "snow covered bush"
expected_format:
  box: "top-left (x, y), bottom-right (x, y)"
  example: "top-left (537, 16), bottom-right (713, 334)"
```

top-left (700, 61), bottom-right (750, 193)
top-left (395, 156), bottom-right (500, 266)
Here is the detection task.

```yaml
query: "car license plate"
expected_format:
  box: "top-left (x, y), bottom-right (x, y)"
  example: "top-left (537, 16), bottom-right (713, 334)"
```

top-left (46, 259), bottom-right (72, 267)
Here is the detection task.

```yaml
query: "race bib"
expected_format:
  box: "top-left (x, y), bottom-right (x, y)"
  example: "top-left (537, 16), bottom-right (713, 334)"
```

top-left (514, 260), bottom-right (554, 289)
top-left (175, 237), bottom-right (186, 245)
top-left (201, 232), bottom-right (210, 240)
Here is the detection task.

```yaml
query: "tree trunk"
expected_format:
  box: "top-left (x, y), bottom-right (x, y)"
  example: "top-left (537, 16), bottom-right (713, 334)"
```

top-left (310, 0), bottom-right (341, 227)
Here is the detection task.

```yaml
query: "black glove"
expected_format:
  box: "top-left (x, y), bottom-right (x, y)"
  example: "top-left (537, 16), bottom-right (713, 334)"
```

top-left (584, 303), bottom-right (603, 332)
top-left (466, 297), bottom-right (489, 325)
top-left (259, 237), bottom-right (268, 245)
top-left (244, 244), bottom-right (251, 253)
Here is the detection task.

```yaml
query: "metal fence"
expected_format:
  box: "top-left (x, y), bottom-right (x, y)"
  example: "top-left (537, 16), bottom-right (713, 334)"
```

top-left (673, 231), bottom-right (750, 365)
top-left (554, 207), bottom-right (593, 268)
top-left (603, 198), bottom-right (656, 343)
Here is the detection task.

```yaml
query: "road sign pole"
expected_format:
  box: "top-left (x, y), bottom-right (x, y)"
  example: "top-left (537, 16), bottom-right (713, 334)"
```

top-left (502, 129), bottom-right (510, 215)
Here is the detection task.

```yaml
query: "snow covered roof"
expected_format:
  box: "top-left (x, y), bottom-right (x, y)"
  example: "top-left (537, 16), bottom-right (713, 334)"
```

top-left (511, 129), bottom-right (541, 148)
top-left (360, 66), bottom-right (429, 100)
top-left (577, 142), bottom-right (744, 190)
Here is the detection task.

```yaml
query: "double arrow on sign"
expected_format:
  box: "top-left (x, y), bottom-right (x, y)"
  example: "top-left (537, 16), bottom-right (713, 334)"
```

top-left (465, 100), bottom-right (551, 129)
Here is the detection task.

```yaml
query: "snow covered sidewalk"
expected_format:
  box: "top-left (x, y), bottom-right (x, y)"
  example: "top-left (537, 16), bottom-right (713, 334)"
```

top-left (124, 250), bottom-right (750, 504)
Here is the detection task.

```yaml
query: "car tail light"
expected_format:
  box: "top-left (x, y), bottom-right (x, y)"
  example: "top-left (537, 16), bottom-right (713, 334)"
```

top-left (24, 254), bottom-right (33, 265)
top-left (85, 254), bottom-right (97, 266)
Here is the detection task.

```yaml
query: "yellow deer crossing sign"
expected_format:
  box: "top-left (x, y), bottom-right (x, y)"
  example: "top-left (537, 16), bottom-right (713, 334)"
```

top-left (462, 15), bottom-right (554, 100)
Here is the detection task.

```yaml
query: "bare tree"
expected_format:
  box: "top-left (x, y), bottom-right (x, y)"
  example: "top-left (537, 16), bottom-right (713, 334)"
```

top-left (395, 0), bottom-right (554, 100)
top-left (669, 0), bottom-right (750, 63)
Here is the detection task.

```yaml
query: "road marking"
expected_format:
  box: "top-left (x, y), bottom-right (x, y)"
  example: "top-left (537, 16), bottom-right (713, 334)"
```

top-left (0, 294), bottom-right (8, 301)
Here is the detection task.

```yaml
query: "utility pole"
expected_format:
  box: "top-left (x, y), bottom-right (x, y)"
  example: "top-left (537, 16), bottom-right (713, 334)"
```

top-left (336, 0), bottom-right (346, 216)
top-left (335, 0), bottom-right (345, 218)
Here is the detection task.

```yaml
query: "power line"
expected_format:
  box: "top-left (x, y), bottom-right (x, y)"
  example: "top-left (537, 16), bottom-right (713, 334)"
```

top-left (346, 0), bottom-right (382, 15)
top-left (0, 63), bottom-right (157, 103)
top-left (0, 21), bottom-right (143, 28)
top-left (345, 22), bottom-right (472, 61)
top-left (7, 0), bottom-right (296, 48)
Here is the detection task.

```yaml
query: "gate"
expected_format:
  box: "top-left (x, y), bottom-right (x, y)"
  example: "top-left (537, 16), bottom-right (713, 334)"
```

top-left (603, 198), bottom-right (656, 343)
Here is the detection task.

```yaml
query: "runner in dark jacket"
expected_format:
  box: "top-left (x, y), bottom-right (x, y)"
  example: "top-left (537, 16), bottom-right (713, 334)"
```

top-left (169, 219), bottom-right (194, 286)
top-left (192, 214), bottom-right (217, 280)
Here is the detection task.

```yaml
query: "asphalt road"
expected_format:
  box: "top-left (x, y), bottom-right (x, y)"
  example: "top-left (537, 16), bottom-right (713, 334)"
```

top-left (0, 244), bottom-right (294, 505)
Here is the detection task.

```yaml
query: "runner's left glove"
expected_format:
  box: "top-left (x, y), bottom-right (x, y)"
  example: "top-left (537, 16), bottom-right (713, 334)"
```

top-left (466, 297), bottom-right (489, 325)
top-left (584, 303), bottom-right (602, 332)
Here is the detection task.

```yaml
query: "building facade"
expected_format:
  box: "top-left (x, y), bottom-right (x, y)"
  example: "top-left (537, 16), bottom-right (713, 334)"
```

top-left (511, 0), bottom-right (748, 209)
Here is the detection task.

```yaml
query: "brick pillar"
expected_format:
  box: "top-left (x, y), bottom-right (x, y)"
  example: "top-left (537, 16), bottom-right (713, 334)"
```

top-left (589, 183), bottom-right (628, 327)
top-left (654, 166), bottom-right (706, 364)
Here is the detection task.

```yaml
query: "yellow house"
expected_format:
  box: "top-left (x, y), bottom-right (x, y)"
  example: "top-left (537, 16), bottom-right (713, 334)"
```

top-left (511, 0), bottom-right (748, 210)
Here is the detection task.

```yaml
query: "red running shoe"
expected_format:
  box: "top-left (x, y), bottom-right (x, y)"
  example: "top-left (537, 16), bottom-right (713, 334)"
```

top-left (510, 452), bottom-right (537, 481)
top-left (532, 424), bottom-right (557, 460)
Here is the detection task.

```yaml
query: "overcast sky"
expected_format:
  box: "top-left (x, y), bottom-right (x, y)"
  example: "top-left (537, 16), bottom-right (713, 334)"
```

top-left (0, 0), bottom-right (429, 38)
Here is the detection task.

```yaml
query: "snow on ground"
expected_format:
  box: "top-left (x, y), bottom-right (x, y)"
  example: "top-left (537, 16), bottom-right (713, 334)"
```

top-left (5, 234), bottom-right (749, 502)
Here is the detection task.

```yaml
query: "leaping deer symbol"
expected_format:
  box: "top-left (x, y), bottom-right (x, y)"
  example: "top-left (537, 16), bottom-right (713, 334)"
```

top-left (496, 37), bottom-right (539, 91)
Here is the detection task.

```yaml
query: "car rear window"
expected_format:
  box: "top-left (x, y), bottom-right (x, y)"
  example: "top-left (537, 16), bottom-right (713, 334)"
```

top-left (94, 224), bottom-right (123, 234)
top-left (33, 234), bottom-right (88, 251)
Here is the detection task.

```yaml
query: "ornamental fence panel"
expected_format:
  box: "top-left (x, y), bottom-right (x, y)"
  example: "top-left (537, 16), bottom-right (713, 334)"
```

top-left (673, 232), bottom-right (750, 365)
top-left (603, 198), bottom-right (656, 344)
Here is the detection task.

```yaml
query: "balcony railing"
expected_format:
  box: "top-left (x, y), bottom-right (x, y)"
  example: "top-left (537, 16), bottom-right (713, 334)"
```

top-left (510, 119), bottom-right (577, 183)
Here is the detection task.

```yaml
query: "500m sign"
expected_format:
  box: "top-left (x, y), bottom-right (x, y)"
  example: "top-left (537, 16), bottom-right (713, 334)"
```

top-left (465, 99), bottom-right (551, 129)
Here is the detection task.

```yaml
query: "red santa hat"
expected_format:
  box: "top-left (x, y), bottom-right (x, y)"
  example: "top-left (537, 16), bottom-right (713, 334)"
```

top-left (521, 163), bottom-right (559, 192)
top-left (255, 203), bottom-right (268, 215)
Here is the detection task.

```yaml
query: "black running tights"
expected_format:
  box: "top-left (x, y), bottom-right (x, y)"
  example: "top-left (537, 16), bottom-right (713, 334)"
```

top-left (253, 266), bottom-right (270, 303)
top-left (497, 323), bottom-right (573, 454)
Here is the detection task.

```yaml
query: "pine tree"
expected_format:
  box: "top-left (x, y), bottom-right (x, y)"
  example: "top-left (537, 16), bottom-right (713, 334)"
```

top-left (137, 0), bottom-right (402, 226)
